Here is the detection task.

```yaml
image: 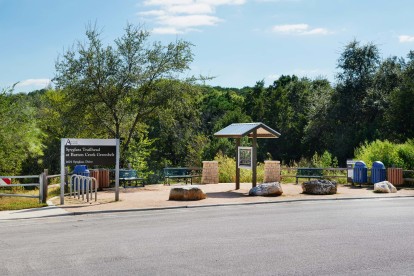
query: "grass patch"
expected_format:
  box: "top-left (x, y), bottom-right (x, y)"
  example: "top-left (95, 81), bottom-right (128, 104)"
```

top-left (0, 197), bottom-right (48, 211)
top-left (0, 185), bottom-right (60, 211)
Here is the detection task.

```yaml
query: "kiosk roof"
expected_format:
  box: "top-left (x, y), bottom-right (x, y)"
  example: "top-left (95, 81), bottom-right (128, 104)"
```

top-left (214, 123), bottom-right (281, 138)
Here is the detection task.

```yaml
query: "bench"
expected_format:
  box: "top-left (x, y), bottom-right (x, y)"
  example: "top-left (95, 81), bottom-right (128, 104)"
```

top-left (119, 169), bottom-right (144, 188)
top-left (163, 167), bottom-right (202, 185)
top-left (296, 168), bottom-right (324, 184)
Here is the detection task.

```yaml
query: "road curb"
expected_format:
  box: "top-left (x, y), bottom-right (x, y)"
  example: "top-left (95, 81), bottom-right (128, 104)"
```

top-left (71, 195), bottom-right (414, 216)
top-left (2, 195), bottom-right (414, 220)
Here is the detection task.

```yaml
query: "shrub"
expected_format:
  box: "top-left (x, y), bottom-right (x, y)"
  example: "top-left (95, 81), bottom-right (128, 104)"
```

top-left (311, 151), bottom-right (338, 168)
top-left (397, 140), bottom-right (414, 169)
top-left (214, 153), bottom-right (264, 183)
top-left (354, 139), bottom-right (414, 169)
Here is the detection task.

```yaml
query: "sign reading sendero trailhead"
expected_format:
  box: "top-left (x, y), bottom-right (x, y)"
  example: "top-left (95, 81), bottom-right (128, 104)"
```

top-left (60, 138), bottom-right (120, 204)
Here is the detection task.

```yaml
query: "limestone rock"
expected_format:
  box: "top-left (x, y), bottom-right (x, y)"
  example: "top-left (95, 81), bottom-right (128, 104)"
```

top-left (302, 180), bottom-right (337, 195)
top-left (249, 182), bottom-right (283, 196)
top-left (169, 185), bottom-right (207, 201)
top-left (374, 181), bottom-right (397, 193)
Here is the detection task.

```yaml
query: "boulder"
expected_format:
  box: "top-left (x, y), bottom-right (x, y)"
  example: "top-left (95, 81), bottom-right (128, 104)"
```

top-left (374, 181), bottom-right (397, 193)
top-left (302, 180), bottom-right (337, 195)
top-left (249, 182), bottom-right (283, 196)
top-left (169, 185), bottom-right (207, 201)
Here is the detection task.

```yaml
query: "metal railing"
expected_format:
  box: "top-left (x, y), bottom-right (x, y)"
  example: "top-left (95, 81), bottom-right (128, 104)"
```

top-left (69, 175), bottom-right (97, 202)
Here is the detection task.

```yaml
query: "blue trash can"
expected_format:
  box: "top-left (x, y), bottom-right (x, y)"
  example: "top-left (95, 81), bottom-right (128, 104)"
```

top-left (353, 161), bottom-right (368, 184)
top-left (371, 161), bottom-right (386, 184)
top-left (73, 165), bottom-right (90, 190)
top-left (73, 165), bottom-right (90, 177)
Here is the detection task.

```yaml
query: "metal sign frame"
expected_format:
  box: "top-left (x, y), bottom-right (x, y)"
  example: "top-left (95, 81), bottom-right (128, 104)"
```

top-left (60, 138), bottom-right (120, 204)
top-left (238, 147), bottom-right (253, 169)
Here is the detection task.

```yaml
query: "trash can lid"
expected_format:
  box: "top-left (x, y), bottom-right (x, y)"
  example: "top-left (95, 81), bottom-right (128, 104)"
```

top-left (354, 161), bottom-right (367, 168)
top-left (372, 161), bottom-right (385, 169)
top-left (73, 165), bottom-right (88, 174)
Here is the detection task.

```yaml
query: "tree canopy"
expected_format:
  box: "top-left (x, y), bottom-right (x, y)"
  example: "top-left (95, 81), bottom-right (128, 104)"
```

top-left (54, 24), bottom-right (194, 154)
top-left (2, 35), bottom-right (414, 176)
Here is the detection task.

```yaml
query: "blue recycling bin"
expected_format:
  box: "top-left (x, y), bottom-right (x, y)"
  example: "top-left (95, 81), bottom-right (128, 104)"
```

top-left (73, 165), bottom-right (90, 190)
top-left (371, 161), bottom-right (386, 184)
top-left (353, 161), bottom-right (368, 184)
top-left (73, 165), bottom-right (90, 176)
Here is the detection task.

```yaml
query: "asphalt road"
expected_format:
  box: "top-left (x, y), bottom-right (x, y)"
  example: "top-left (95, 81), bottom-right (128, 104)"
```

top-left (1, 198), bottom-right (414, 275)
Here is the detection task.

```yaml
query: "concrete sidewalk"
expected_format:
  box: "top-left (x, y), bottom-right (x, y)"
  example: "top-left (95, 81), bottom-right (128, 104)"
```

top-left (0, 201), bottom-right (70, 220)
top-left (1, 183), bottom-right (414, 220)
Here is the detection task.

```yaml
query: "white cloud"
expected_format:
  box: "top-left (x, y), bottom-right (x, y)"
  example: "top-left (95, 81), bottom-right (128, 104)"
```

top-left (399, 35), bottom-right (414, 43)
top-left (168, 3), bottom-right (214, 14)
top-left (144, 0), bottom-right (193, 5)
top-left (272, 23), bottom-right (308, 33)
top-left (159, 14), bottom-right (222, 28)
top-left (303, 27), bottom-right (330, 35)
top-left (139, 0), bottom-right (245, 34)
top-left (272, 24), bottom-right (331, 35)
top-left (139, 10), bottom-right (166, 16)
top-left (257, 0), bottom-right (300, 2)
top-left (153, 27), bottom-right (183, 34)
top-left (16, 79), bottom-right (51, 88)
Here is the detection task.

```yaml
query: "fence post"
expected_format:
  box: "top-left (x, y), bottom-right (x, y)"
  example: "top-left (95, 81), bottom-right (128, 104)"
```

top-left (42, 169), bottom-right (48, 204)
top-left (39, 173), bottom-right (44, 203)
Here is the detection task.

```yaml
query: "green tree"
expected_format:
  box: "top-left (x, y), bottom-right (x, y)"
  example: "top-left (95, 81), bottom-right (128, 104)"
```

top-left (200, 86), bottom-right (251, 160)
top-left (330, 40), bottom-right (381, 162)
top-left (387, 51), bottom-right (414, 141)
top-left (0, 86), bottom-right (43, 175)
top-left (364, 56), bottom-right (404, 140)
top-left (302, 78), bottom-right (334, 156)
top-left (146, 81), bottom-right (206, 170)
top-left (260, 75), bottom-right (313, 162)
top-left (54, 23), bottom-right (194, 155)
top-left (244, 80), bottom-right (266, 121)
top-left (31, 89), bottom-right (89, 173)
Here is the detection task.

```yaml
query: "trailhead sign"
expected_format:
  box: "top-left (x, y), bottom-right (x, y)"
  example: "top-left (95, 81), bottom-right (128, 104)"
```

top-left (64, 138), bottom-right (116, 166)
top-left (60, 138), bottom-right (120, 204)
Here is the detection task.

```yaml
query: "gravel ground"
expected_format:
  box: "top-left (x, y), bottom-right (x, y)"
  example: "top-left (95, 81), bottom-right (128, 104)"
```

top-left (51, 182), bottom-right (414, 213)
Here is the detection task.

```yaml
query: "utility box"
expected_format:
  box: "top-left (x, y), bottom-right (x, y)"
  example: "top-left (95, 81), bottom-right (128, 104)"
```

top-left (346, 160), bottom-right (357, 182)
top-left (371, 161), bottom-right (386, 184)
top-left (353, 161), bottom-right (368, 184)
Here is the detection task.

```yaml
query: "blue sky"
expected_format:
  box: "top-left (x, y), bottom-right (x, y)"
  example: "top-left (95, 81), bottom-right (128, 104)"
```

top-left (1, 0), bottom-right (414, 92)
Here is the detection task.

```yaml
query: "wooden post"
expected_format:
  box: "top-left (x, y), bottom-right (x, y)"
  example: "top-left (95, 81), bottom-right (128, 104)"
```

top-left (39, 173), bottom-right (43, 203)
top-left (252, 130), bottom-right (257, 188)
top-left (235, 138), bottom-right (240, 190)
top-left (42, 169), bottom-right (48, 204)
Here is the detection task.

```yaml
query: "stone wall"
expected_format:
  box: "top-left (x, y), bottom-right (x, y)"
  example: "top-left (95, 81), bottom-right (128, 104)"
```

top-left (263, 160), bottom-right (281, 183)
top-left (201, 161), bottom-right (219, 184)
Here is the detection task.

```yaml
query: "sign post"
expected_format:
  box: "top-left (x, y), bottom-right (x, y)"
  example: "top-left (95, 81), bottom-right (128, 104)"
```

top-left (60, 138), bottom-right (119, 204)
